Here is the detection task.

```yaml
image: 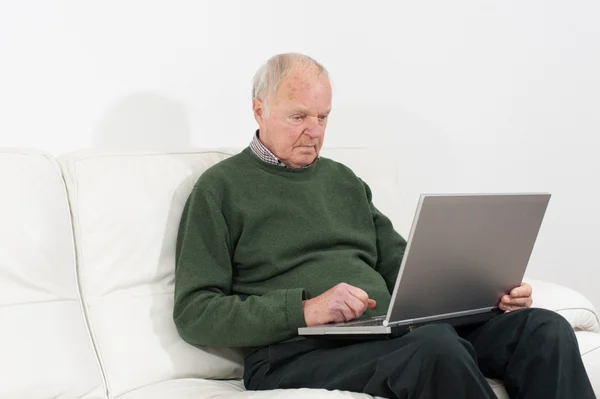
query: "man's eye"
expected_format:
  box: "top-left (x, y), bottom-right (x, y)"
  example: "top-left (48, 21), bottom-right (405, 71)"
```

top-left (292, 115), bottom-right (303, 121)
top-left (318, 115), bottom-right (328, 121)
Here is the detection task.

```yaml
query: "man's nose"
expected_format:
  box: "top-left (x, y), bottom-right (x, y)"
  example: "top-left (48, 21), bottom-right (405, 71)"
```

top-left (303, 117), bottom-right (324, 137)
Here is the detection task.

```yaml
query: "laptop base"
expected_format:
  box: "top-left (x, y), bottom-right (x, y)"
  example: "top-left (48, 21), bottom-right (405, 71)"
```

top-left (302, 308), bottom-right (503, 339)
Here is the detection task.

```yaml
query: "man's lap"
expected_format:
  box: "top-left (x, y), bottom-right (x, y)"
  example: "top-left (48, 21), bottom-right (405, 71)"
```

top-left (243, 308), bottom-right (569, 392)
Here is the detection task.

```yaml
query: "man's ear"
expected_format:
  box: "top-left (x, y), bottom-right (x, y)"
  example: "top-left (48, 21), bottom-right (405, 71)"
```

top-left (253, 98), bottom-right (265, 124)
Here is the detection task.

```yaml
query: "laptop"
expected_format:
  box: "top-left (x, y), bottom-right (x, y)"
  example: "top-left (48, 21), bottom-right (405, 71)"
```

top-left (298, 193), bottom-right (551, 337)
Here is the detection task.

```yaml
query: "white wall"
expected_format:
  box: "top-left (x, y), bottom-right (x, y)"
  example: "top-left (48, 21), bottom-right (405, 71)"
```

top-left (1, 1), bottom-right (599, 305)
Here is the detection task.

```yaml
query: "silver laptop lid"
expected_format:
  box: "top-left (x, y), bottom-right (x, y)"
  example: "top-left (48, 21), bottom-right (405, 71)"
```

top-left (386, 193), bottom-right (551, 323)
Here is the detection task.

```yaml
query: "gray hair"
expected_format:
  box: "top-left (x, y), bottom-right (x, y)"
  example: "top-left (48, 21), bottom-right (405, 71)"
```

top-left (252, 53), bottom-right (329, 112)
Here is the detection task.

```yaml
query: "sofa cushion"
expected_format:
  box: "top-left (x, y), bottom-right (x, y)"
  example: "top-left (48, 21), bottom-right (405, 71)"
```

top-left (59, 149), bottom-right (245, 398)
top-left (0, 149), bottom-right (104, 398)
top-left (117, 379), bottom-right (377, 399)
top-left (577, 331), bottom-right (600, 394)
top-left (114, 377), bottom-right (509, 399)
top-left (527, 277), bottom-right (600, 332)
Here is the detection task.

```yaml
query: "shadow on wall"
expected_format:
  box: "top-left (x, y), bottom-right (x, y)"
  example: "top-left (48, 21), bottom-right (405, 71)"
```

top-left (93, 92), bottom-right (192, 151)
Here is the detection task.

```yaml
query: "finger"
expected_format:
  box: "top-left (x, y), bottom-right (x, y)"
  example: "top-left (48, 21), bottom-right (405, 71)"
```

top-left (333, 310), bottom-right (347, 323)
top-left (501, 296), bottom-right (530, 307)
top-left (345, 295), bottom-right (368, 318)
top-left (367, 299), bottom-right (377, 309)
top-left (510, 283), bottom-right (532, 298)
top-left (499, 302), bottom-right (527, 312)
top-left (333, 297), bottom-right (359, 321)
top-left (340, 306), bottom-right (357, 321)
top-left (329, 295), bottom-right (356, 322)
top-left (347, 285), bottom-right (369, 304)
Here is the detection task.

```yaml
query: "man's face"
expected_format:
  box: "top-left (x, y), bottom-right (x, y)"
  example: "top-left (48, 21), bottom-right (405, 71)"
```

top-left (253, 69), bottom-right (332, 168)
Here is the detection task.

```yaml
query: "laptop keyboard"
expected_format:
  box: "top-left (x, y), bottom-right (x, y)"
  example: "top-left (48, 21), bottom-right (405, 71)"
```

top-left (338, 318), bottom-right (386, 327)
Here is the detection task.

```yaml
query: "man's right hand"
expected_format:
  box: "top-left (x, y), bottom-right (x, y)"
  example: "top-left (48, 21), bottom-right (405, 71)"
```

top-left (302, 283), bottom-right (377, 326)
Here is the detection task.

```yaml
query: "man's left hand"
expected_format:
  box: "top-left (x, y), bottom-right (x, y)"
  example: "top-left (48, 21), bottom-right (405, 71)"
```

top-left (499, 282), bottom-right (533, 312)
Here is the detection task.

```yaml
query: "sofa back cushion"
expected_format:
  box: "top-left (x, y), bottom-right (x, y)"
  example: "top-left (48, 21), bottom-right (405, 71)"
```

top-left (59, 150), bottom-right (245, 398)
top-left (59, 147), bottom-right (402, 397)
top-left (0, 149), bottom-right (104, 399)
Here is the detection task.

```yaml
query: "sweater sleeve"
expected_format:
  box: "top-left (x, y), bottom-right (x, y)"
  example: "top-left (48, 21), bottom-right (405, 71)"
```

top-left (361, 180), bottom-right (408, 293)
top-left (173, 185), bottom-right (307, 348)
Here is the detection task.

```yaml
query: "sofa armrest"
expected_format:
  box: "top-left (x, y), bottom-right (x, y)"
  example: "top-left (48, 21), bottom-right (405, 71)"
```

top-left (524, 277), bottom-right (600, 333)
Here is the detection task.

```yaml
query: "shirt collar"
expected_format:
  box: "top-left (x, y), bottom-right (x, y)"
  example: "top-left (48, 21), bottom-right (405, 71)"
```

top-left (249, 130), bottom-right (317, 169)
top-left (249, 130), bottom-right (285, 167)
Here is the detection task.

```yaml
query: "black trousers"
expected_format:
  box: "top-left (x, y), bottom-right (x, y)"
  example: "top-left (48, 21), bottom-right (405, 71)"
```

top-left (244, 308), bottom-right (595, 399)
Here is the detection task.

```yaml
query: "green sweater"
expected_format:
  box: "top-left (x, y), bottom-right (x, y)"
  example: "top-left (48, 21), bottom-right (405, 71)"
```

top-left (174, 147), bottom-right (407, 348)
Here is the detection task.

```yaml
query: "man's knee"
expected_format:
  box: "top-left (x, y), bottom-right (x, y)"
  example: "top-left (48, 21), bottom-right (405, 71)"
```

top-left (523, 308), bottom-right (576, 341)
top-left (408, 322), bottom-right (459, 341)
top-left (403, 323), bottom-right (476, 365)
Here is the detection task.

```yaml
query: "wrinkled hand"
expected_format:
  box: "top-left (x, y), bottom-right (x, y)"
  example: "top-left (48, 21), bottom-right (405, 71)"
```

top-left (302, 283), bottom-right (377, 326)
top-left (499, 282), bottom-right (533, 313)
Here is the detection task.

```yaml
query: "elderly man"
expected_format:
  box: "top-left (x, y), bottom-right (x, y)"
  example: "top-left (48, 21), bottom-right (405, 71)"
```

top-left (174, 53), bottom-right (594, 398)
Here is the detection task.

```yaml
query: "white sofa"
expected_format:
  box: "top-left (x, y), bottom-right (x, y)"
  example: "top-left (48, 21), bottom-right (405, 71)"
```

top-left (1, 147), bottom-right (599, 399)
